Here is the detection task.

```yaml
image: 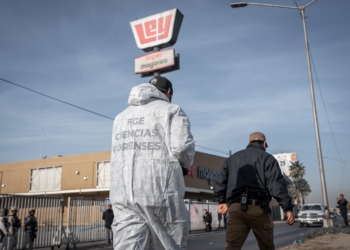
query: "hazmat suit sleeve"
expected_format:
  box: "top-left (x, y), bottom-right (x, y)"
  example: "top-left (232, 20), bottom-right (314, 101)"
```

top-left (170, 107), bottom-right (195, 170)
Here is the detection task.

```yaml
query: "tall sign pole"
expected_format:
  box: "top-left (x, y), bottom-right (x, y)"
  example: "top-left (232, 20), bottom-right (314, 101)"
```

top-left (130, 9), bottom-right (183, 77)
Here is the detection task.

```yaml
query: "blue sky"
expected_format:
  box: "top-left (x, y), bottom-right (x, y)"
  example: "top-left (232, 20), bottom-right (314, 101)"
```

top-left (1, 0), bottom-right (349, 205)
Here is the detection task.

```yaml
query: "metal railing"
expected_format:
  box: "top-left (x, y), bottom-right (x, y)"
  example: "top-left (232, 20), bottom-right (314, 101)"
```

top-left (0, 196), bottom-right (288, 249)
top-left (65, 197), bottom-right (106, 248)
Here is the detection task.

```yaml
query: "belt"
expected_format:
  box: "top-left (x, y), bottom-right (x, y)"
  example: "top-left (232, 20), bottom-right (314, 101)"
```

top-left (247, 199), bottom-right (261, 206)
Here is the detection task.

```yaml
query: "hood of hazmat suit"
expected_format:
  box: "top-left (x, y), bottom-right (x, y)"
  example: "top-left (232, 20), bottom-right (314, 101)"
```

top-left (110, 83), bottom-right (195, 250)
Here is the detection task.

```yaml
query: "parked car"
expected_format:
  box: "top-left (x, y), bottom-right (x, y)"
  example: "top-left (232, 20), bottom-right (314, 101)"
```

top-left (298, 203), bottom-right (325, 227)
top-left (329, 212), bottom-right (336, 218)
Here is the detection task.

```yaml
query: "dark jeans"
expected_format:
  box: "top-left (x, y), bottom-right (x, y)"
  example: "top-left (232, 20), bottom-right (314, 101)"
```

top-left (106, 228), bottom-right (113, 244)
top-left (341, 209), bottom-right (349, 226)
top-left (205, 223), bottom-right (211, 232)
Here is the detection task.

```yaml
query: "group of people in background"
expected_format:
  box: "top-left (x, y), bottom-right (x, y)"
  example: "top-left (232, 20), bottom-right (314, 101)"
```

top-left (0, 207), bottom-right (37, 250)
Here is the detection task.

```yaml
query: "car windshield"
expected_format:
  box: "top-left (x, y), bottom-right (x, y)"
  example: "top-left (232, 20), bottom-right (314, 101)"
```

top-left (301, 205), bottom-right (322, 211)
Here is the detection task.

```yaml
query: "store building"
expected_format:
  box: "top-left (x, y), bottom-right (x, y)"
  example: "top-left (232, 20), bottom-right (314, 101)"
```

top-left (0, 150), bottom-right (296, 222)
top-left (0, 151), bottom-right (225, 201)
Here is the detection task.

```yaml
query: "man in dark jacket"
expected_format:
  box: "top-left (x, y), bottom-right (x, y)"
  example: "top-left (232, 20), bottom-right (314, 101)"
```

top-left (102, 204), bottom-right (114, 246)
top-left (203, 209), bottom-right (212, 232)
top-left (337, 194), bottom-right (348, 226)
top-left (214, 132), bottom-right (294, 250)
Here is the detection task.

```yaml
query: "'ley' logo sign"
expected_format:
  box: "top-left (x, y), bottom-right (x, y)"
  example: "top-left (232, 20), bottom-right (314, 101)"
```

top-left (134, 15), bottom-right (172, 45)
top-left (130, 8), bottom-right (183, 52)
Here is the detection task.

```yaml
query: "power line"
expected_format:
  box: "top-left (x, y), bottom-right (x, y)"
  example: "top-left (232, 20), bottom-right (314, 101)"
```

top-left (307, 47), bottom-right (343, 162)
top-left (0, 77), bottom-right (115, 121)
top-left (195, 145), bottom-right (229, 155)
top-left (0, 77), bottom-right (228, 156)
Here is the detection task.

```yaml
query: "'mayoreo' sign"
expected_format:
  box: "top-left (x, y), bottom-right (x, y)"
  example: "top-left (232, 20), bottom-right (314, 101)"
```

top-left (130, 8), bottom-right (183, 77)
top-left (197, 166), bottom-right (218, 181)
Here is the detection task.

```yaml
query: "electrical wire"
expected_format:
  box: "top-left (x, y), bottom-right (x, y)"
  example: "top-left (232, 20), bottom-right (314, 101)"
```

top-left (293, 0), bottom-right (299, 9)
top-left (0, 77), bottom-right (115, 121)
top-left (195, 145), bottom-right (229, 155)
top-left (307, 47), bottom-right (344, 162)
top-left (0, 77), bottom-right (229, 156)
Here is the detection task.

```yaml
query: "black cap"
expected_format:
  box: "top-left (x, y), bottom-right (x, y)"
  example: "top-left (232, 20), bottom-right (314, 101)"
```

top-left (149, 76), bottom-right (173, 95)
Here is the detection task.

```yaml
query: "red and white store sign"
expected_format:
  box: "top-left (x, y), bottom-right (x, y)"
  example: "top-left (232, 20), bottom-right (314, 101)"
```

top-left (134, 49), bottom-right (175, 74)
top-left (130, 9), bottom-right (183, 52)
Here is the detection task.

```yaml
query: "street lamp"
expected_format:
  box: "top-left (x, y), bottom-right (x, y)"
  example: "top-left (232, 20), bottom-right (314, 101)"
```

top-left (323, 156), bottom-right (350, 200)
top-left (230, 0), bottom-right (333, 226)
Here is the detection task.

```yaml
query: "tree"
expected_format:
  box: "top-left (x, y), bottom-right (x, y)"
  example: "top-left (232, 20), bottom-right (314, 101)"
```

top-left (288, 161), bottom-right (312, 210)
top-left (289, 161), bottom-right (305, 179)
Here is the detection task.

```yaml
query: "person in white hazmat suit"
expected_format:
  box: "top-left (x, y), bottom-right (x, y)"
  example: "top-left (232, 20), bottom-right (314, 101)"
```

top-left (110, 76), bottom-right (195, 250)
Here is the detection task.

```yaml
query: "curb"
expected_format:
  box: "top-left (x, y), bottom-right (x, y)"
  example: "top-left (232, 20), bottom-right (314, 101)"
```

top-left (189, 228), bottom-right (227, 237)
top-left (273, 220), bottom-right (287, 225)
top-left (189, 220), bottom-right (286, 236)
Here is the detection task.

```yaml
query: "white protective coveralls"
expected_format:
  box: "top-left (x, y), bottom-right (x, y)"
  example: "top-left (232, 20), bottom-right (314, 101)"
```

top-left (110, 83), bottom-right (195, 250)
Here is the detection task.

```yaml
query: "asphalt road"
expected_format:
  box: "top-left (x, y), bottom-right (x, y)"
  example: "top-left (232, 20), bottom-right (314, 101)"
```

top-left (187, 218), bottom-right (345, 250)
top-left (41, 218), bottom-right (345, 250)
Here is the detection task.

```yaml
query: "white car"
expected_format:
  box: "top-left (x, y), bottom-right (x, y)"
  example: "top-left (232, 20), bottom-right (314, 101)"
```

top-left (298, 203), bottom-right (324, 227)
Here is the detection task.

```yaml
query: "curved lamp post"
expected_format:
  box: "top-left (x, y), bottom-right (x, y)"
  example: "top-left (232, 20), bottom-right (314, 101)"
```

top-left (230, 0), bottom-right (333, 226)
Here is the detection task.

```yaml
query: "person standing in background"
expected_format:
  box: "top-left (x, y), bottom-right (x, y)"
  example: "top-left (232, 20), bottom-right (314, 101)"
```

top-left (218, 212), bottom-right (222, 228)
top-left (22, 208), bottom-right (38, 250)
top-left (7, 207), bottom-right (21, 250)
top-left (203, 209), bottom-right (212, 232)
top-left (337, 194), bottom-right (348, 226)
top-left (103, 204), bottom-right (114, 246)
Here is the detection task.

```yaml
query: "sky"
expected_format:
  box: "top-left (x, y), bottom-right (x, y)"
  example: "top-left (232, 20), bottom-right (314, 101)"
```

top-left (1, 0), bottom-right (349, 205)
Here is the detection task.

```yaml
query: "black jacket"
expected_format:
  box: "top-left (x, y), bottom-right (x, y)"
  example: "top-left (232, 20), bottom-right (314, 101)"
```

top-left (102, 209), bottom-right (114, 229)
top-left (203, 212), bottom-right (212, 223)
top-left (214, 142), bottom-right (294, 212)
top-left (337, 198), bottom-right (348, 212)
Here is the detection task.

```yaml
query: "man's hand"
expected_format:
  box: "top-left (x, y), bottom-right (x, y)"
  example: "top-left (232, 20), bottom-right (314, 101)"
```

top-left (285, 211), bottom-right (295, 225)
top-left (218, 204), bottom-right (228, 215)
